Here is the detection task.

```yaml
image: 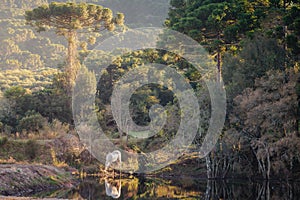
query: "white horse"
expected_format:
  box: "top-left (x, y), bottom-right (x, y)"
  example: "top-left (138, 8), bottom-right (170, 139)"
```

top-left (105, 178), bottom-right (121, 199)
top-left (105, 150), bottom-right (122, 171)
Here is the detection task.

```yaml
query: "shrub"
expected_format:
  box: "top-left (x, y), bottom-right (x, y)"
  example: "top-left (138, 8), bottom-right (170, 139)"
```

top-left (50, 147), bottom-right (68, 167)
top-left (0, 136), bottom-right (8, 146)
top-left (17, 111), bottom-right (47, 133)
top-left (25, 139), bottom-right (38, 160)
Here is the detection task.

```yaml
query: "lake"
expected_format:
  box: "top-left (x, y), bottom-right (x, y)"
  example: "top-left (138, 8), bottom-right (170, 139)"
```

top-left (29, 176), bottom-right (300, 199)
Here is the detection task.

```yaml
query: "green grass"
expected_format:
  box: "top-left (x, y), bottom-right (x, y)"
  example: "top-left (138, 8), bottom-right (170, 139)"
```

top-left (128, 131), bottom-right (150, 138)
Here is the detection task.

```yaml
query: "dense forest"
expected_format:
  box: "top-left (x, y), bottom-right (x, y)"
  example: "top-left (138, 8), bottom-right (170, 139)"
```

top-left (0, 0), bottom-right (300, 185)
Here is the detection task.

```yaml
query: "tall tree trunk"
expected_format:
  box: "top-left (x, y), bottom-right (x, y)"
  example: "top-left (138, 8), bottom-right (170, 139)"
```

top-left (297, 93), bottom-right (300, 136)
top-left (222, 157), bottom-right (231, 179)
top-left (296, 76), bottom-right (300, 136)
top-left (205, 180), bottom-right (212, 200)
top-left (206, 154), bottom-right (213, 179)
top-left (252, 145), bottom-right (266, 179)
top-left (66, 30), bottom-right (79, 95)
top-left (266, 148), bottom-right (271, 180)
top-left (217, 51), bottom-right (222, 82)
top-left (259, 181), bottom-right (270, 200)
top-left (283, 0), bottom-right (288, 71)
top-left (217, 31), bottom-right (222, 83)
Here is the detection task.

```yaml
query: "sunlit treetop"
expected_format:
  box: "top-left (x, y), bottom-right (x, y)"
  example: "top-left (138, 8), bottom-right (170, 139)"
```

top-left (24, 2), bottom-right (125, 94)
top-left (25, 2), bottom-right (125, 33)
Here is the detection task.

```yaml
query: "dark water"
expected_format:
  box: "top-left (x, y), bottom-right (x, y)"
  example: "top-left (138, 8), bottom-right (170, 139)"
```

top-left (32, 176), bottom-right (300, 199)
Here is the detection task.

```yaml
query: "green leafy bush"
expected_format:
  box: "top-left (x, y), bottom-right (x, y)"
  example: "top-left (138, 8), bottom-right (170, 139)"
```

top-left (17, 111), bottom-right (47, 134)
top-left (0, 136), bottom-right (8, 146)
top-left (25, 139), bottom-right (38, 160)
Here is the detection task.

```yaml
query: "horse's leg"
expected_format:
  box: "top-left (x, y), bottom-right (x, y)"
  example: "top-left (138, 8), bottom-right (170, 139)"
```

top-left (105, 161), bottom-right (109, 171)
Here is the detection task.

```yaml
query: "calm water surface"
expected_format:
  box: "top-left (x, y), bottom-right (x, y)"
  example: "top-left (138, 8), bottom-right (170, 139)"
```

top-left (31, 176), bottom-right (300, 199)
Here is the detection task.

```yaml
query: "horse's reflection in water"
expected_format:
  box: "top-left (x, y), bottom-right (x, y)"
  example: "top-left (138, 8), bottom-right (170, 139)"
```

top-left (105, 178), bottom-right (121, 199)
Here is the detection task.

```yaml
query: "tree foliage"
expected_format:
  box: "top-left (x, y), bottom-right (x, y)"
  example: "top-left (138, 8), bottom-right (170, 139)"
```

top-left (167, 0), bottom-right (268, 80)
top-left (230, 69), bottom-right (300, 179)
top-left (25, 2), bottom-right (124, 93)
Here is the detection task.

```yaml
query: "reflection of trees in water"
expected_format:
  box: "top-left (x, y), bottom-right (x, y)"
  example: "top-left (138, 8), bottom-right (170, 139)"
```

top-left (77, 179), bottom-right (106, 199)
top-left (135, 177), bottom-right (202, 198)
top-left (72, 177), bottom-right (139, 199)
top-left (203, 180), bottom-right (300, 200)
top-left (205, 180), bottom-right (232, 200)
top-left (60, 177), bottom-right (300, 199)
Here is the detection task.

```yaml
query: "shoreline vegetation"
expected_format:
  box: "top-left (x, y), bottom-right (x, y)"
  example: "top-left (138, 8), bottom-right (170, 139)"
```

top-left (0, 134), bottom-right (299, 198)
